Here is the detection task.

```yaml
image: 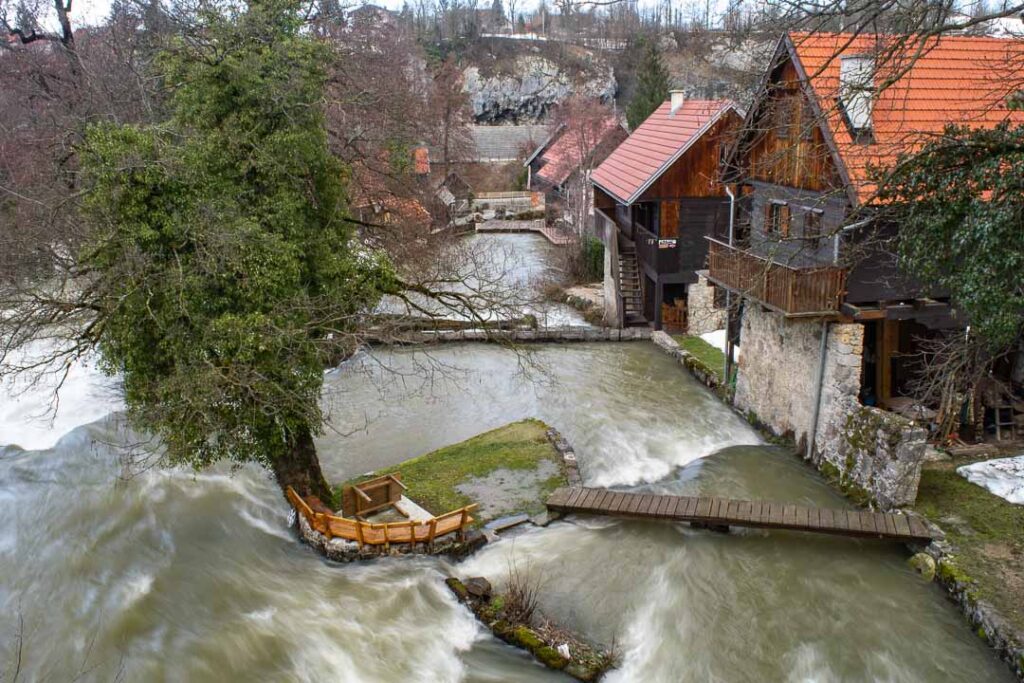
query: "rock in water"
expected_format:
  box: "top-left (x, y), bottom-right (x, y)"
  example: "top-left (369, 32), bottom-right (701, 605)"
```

top-left (908, 552), bottom-right (937, 581)
top-left (464, 576), bottom-right (493, 599)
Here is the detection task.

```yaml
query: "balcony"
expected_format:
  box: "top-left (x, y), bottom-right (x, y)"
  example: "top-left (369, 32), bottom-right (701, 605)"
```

top-left (705, 238), bottom-right (847, 317)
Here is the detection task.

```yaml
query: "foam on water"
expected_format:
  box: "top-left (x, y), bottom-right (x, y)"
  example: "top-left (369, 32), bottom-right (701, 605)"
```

top-left (0, 340), bottom-right (123, 450)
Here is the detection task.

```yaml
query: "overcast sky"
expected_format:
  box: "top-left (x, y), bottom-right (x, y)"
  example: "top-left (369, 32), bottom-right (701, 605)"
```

top-left (71, 0), bottom-right (716, 28)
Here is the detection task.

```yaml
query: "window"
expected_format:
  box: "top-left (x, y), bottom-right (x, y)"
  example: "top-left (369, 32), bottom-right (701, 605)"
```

top-left (803, 208), bottom-right (824, 238)
top-left (633, 202), bottom-right (658, 235)
top-left (765, 201), bottom-right (790, 238)
top-left (799, 99), bottom-right (816, 142)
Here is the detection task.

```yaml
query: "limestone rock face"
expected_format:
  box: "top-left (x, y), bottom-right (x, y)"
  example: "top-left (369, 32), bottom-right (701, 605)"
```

top-left (462, 55), bottom-right (616, 123)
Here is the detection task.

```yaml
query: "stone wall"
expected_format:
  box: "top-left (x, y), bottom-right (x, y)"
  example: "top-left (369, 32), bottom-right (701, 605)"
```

top-left (733, 307), bottom-right (828, 446)
top-left (686, 271), bottom-right (727, 336)
top-left (733, 306), bottom-right (926, 509)
top-left (829, 407), bottom-right (927, 508)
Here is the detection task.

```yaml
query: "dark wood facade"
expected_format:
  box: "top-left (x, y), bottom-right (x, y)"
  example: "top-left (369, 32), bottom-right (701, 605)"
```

top-left (594, 113), bottom-right (739, 329)
top-left (711, 38), bottom-right (956, 324)
top-left (708, 35), bottom-right (963, 409)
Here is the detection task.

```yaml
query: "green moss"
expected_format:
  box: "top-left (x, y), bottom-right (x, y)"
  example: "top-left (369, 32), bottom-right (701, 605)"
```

top-left (535, 645), bottom-right (569, 669)
top-left (445, 578), bottom-right (469, 601)
top-left (337, 419), bottom-right (565, 523)
top-left (672, 335), bottom-right (725, 381)
top-left (512, 625), bottom-right (544, 651)
top-left (976, 626), bottom-right (988, 643)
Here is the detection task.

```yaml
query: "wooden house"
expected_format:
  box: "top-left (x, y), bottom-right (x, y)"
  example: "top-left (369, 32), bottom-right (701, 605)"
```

top-left (591, 95), bottom-right (741, 329)
top-left (712, 32), bottom-right (1024, 413)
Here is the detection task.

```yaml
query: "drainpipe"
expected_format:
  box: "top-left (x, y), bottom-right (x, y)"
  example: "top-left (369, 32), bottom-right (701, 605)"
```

top-left (723, 185), bottom-right (737, 383)
top-left (809, 320), bottom-right (829, 458)
top-left (833, 218), bottom-right (872, 264)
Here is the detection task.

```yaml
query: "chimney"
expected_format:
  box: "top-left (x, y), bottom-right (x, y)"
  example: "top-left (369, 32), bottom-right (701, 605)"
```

top-left (839, 55), bottom-right (875, 133)
top-left (670, 90), bottom-right (686, 115)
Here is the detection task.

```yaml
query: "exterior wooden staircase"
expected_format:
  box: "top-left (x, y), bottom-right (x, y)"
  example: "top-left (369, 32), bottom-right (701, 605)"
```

top-left (618, 245), bottom-right (647, 326)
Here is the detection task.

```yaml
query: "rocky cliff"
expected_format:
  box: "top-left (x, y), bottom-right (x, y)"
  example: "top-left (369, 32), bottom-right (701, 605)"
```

top-left (460, 39), bottom-right (616, 123)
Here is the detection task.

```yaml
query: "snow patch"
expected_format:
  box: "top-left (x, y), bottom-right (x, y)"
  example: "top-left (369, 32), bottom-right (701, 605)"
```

top-left (699, 329), bottom-right (741, 360)
top-left (957, 455), bottom-right (1024, 505)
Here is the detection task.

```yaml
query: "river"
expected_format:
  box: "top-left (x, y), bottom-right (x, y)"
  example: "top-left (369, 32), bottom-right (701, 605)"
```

top-left (0, 235), bottom-right (1013, 682)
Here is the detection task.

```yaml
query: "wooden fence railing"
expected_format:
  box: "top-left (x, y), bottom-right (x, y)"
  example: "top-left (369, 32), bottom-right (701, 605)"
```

top-left (705, 238), bottom-right (847, 317)
top-left (286, 487), bottom-right (477, 550)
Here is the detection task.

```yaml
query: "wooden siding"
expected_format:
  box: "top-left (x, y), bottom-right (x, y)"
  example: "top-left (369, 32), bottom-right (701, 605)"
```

top-left (706, 238), bottom-right (847, 316)
top-left (745, 62), bottom-right (842, 192)
top-left (639, 113), bottom-right (741, 201)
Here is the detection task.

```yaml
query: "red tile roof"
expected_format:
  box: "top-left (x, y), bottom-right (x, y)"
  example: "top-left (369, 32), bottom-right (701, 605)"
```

top-left (535, 116), bottom-right (622, 186)
top-left (789, 32), bottom-right (1024, 203)
top-left (592, 99), bottom-right (737, 204)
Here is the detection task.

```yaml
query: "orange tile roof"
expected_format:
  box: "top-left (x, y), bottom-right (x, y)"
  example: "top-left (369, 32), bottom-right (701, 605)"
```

top-left (536, 116), bottom-right (621, 186)
top-left (789, 32), bottom-right (1024, 203)
top-left (592, 99), bottom-right (737, 204)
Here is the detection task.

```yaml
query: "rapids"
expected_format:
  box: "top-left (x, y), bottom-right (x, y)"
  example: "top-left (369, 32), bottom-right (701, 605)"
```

top-left (0, 236), bottom-right (1012, 681)
top-left (0, 342), bottom-right (1012, 682)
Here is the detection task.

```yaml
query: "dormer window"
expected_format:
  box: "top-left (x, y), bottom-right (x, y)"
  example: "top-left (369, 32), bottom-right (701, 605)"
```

top-left (839, 55), bottom-right (875, 143)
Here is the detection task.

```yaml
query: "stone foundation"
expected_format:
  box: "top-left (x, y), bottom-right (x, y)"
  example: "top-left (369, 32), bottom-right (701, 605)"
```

top-left (826, 406), bottom-right (927, 509)
top-left (686, 272), bottom-right (726, 336)
top-left (733, 306), bottom-right (926, 509)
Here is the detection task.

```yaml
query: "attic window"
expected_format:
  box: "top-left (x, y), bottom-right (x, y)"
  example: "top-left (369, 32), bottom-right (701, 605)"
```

top-left (839, 55), bottom-right (875, 142)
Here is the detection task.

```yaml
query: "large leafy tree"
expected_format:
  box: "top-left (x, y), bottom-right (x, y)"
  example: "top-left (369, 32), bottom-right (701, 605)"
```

top-left (626, 41), bottom-right (670, 131)
top-left (873, 122), bottom-right (1024, 435)
top-left (876, 122), bottom-right (1024, 351)
top-left (77, 0), bottom-right (397, 501)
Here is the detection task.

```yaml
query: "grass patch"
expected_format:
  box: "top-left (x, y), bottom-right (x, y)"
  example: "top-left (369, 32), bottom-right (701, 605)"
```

top-left (913, 459), bottom-right (1024, 633)
top-left (672, 335), bottom-right (725, 380)
top-left (337, 418), bottom-right (565, 524)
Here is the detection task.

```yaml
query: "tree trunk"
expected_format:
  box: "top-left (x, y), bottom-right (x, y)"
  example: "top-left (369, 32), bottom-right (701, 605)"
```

top-left (272, 424), bottom-right (334, 505)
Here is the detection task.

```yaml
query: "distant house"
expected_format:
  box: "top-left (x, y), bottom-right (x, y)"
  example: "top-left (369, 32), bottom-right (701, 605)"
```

top-left (591, 94), bottom-right (741, 330)
top-left (349, 163), bottom-right (433, 237)
top-left (460, 125), bottom-right (549, 163)
top-left (709, 32), bottom-right (1024, 506)
top-left (525, 116), bottom-right (627, 200)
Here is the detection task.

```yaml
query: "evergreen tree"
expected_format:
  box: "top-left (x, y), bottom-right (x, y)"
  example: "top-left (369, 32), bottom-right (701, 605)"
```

top-left (626, 41), bottom-right (671, 130)
top-left (78, 0), bottom-right (397, 501)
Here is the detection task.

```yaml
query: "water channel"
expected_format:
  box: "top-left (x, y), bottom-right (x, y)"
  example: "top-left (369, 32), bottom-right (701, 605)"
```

top-left (0, 235), bottom-right (1013, 682)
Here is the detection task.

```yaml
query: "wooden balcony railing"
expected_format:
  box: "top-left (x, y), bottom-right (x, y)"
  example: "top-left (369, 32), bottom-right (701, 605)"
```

top-left (705, 238), bottom-right (847, 317)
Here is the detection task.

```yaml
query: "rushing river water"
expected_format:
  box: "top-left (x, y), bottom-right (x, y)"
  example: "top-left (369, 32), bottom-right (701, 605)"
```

top-left (0, 340), bottom-right (1012, 682)
top-left (0, 235), bottom-right (1012, 682)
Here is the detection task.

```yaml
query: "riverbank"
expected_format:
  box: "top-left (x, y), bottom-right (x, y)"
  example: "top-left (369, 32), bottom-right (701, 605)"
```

top-left (648, 329), bottom-right (1024, 682)
top-left (340, 419), bottom-right (567, 524)
top-left (914, 457), bottom-right (1024, 680)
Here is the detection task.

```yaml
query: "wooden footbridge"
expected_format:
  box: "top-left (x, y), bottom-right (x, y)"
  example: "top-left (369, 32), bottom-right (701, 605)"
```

top-left (546, 487), bottom-right (934, 543)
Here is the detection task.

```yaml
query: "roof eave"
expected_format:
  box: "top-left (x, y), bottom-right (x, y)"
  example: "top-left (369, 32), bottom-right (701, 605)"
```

top-left (786, 33), bottom-right (861, 208)
top-left (623, 103), bottom-right (736, 206)
top-left (591, 178), bottom-right (629, 205)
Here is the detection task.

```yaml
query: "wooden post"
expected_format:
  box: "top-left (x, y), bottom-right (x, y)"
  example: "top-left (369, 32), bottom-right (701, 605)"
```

top-left (355, 520), bottom-right (365, 549)
top-left (409, 521), bottom-right (418, 552)
top-left (458, 508), bottom-right (468, 542)
top-left (320, 513), bottom-right (333, 540)
top-left (427, 518), bottom-right (437, 551)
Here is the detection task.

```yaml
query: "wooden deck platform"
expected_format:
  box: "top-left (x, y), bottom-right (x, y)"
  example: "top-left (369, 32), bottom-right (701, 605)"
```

top-left (546, 487), bottom-right (934, 543)
top-left (476, 219), bottom-right (572, 245)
